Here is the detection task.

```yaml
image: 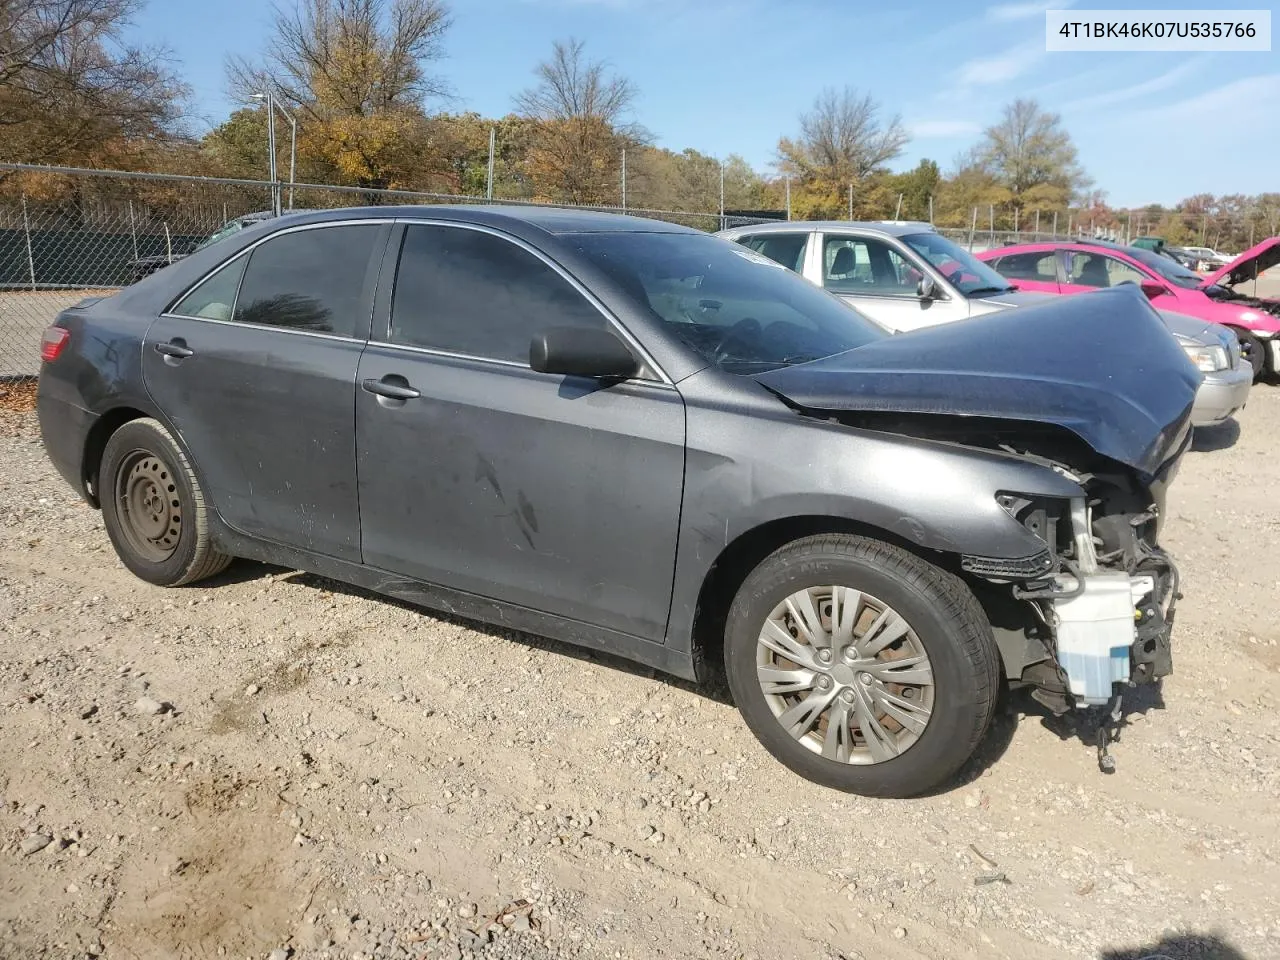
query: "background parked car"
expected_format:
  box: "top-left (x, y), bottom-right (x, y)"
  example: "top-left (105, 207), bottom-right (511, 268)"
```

top-left (127, 210), bottom-right (282, 283)
top-left (1182, 246), bottom-right (1231, 271)
top-left (979, 239), bottom-right (1280, 379)
top-left (716, 221), bottom-right (1043, 333)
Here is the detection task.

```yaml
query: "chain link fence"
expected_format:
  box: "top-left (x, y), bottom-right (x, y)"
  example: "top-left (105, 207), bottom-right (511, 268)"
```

top-left (0, 163), bottom-right (780, 382)
top-left (0, 161), bottom-right (1158, 383)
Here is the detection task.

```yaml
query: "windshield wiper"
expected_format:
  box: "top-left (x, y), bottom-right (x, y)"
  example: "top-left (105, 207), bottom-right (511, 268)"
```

top-left (965, 285), bottom-right (1016, 297)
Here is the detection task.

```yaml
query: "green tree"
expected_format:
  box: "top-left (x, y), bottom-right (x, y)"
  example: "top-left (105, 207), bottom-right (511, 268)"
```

top-left (0, 0), bottom-right (187, 169)
top-left (776, 87), bottom-right (908, 220)
top-left (513, 38), bottom-right (647, 203)
top-left (228, 0), bottom-right (451, 190)
top-left (975, 99), bottom-right (1089, 218)
top-left (890, 159), bottom-right (940, 221)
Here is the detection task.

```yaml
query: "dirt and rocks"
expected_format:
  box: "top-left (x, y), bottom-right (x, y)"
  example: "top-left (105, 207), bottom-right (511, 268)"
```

top-left (1, 390), bottom-right (1279, 960)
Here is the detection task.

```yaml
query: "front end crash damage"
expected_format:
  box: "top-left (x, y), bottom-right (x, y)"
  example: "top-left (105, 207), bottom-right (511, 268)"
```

top-left (749, 289), bottom-right (1198, 758)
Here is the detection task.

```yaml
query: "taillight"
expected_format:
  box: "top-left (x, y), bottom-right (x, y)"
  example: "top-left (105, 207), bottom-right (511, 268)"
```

top-left (41, 326), bottom-right (70, 363)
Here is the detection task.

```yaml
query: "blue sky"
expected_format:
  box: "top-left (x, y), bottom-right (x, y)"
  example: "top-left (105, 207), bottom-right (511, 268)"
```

top-left (130, 0), bottom-right (1278, 207)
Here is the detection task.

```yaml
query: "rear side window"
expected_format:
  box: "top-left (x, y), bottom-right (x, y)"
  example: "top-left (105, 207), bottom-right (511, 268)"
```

top-left (736, 234), bottom-right (807, 273)
top-left (388, 224), bottom-right (610, 364)
top-left (171, 258), bottom-right (247, 321)
top-left (991, 251), bottom-right (1057, 282)
top-left (232, 225), bottom-right (383, 337)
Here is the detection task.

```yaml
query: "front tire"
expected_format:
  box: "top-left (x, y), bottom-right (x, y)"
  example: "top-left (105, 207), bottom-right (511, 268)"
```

top-left (1233, 328), bottom-right (1265, 380)
top-left (99, 417), bottom-right (231, 586)
top-left (724, 534), bottom-right (999, 798)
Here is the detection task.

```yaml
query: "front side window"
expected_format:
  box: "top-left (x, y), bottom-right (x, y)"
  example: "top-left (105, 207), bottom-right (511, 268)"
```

top-left (737, 233), bottom-right (808, 273)
top-left (899, 232), bottom-right (1013, 297)
top-left (171, 257), bottom-right (248, 321)
top-left (822, 236), bottom-right (918, 297)
top-left (990, 251), bottom-right (1058, 282)
top-left (571, 231), bottom-right (886, 374)
top-left (233, 225), bottom-right (382, 337)
top-left (389, 224), bottom-right (610, 364)
top-left (1068, 252), bottom-right (1147, 289)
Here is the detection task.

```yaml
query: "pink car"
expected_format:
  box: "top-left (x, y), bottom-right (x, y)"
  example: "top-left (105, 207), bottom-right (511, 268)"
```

top-left (978, 238), bottom-right (1280, 379)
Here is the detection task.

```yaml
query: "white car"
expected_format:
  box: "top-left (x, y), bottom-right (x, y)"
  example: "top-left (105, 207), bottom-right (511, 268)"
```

top-left (716, 221), bottom-right (1046, 333)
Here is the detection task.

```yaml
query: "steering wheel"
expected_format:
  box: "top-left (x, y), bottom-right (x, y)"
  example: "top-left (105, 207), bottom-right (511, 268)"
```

top-left (712, 317), bottom-right (762, 365)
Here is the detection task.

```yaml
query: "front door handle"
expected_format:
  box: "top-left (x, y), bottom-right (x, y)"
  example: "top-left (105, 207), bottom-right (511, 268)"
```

top-left (154, 340), bottom-right (194, 365)
top-left (361, 376), bottom-right (421, 401)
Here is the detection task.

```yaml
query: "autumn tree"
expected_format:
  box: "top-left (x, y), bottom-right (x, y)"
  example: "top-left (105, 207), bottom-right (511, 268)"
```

top-left (975, 100), bottom-right (1089, 218)
top-left (514, 38), bottom-right (648, 204)
top-left (890, 159), bottom-right (940, 221)
top-left (0, 0), bottom-right (187, 169)
top-left (227, 0), bottom-right (451, 190)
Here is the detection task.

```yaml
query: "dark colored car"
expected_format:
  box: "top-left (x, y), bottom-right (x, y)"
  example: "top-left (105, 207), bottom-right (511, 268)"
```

top-left (127, 210), bottom-right (281, 283)
top-left (37, 207), bottom-right (1196, 797)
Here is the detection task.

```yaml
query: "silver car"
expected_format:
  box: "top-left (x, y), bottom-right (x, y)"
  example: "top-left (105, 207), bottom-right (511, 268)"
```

top-left (717, 221), bottom-right (1250, 428)
top-left (717, 220), bottom-right (1046, 333)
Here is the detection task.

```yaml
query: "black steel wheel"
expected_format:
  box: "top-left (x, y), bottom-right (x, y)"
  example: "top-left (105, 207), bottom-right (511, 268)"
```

top-left (99, 418), bottom-right (231, 586)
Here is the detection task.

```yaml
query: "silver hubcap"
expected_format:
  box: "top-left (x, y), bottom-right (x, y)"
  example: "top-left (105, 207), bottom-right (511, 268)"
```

top-left (755, 586), bottom-right (935, 765)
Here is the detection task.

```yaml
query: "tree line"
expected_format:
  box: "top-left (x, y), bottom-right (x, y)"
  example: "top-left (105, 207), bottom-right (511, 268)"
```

top-left (1, 0), bottom-right (1276, 252)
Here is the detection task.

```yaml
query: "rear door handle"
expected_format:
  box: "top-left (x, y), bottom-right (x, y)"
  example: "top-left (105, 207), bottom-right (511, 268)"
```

top-left (361, 377), bottom-right (421, 401)
top-left (154, 340), bottom-right (194, 364)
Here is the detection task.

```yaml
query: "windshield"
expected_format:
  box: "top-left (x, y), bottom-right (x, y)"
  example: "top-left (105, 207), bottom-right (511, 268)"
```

top-left (195, 219), bottom-right (249, 251)
top-left (571, 232), bottom-right (887, 374)
top-left (1122, 246), bottom-right (1204, 289)
top-left (899, 232), bottom-right (1014, 297)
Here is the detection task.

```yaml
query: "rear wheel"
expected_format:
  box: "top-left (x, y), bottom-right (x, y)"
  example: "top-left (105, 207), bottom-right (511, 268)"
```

top-left (99, 418), bottom-right (231, 586)
top-left (724, 534), bottom-right (999, 798)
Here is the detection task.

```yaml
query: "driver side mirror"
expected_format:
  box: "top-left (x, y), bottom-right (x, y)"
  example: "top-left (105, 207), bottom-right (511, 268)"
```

top-left (916, 275), bottom-right (938, 301)
top-left (530, 326), bottom-right (640, 380)
top-left (1139, 280), bottom-right (1169, 300)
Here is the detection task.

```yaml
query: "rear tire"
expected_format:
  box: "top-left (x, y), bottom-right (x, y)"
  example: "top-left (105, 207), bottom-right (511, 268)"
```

top-left (99, 417), bottom-right (231, 586)
top-left (724, 534), bottom-right (999, 798)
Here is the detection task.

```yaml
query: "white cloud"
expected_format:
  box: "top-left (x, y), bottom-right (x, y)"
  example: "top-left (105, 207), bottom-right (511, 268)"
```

top-left (909, 119), bottom-right (982, 138)
top-left (955, 41), bottom-right (1043, 86)
top-left (1061, 58), bottom-right (1204, 113)
top-left (1135, 73), bottom-right (1280, 121)
top-left (987, 0), bottom-right (1072, 21)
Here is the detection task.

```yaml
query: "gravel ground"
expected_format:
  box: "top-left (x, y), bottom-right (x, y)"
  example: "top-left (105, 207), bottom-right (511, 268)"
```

top-left (1, 390), bottom-right (1279, 960)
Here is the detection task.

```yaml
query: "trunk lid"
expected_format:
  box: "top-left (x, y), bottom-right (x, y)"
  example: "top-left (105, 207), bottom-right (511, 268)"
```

top-left (754, 286), bottom-right (1199, 479)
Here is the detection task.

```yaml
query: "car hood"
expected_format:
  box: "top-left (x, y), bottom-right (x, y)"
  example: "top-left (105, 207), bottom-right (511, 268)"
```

top-left (969, 288), bottom-right (1050, 314)
top-left (1155, 308), bottom-right (1213, 341)
top-left (754, 286), bottom-right (1199, 479)
top-left (1202, 236), bottom-right (1280, 296)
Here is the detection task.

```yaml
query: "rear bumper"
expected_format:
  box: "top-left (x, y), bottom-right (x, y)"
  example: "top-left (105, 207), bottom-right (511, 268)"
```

top-left (36, 390), bottom-right (95, 502)
top-left (1191, 363), bottom-right (1252, 427)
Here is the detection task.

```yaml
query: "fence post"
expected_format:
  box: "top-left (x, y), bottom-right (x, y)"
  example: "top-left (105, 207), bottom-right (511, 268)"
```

top-left (21, 195), bottom-right (37, 291)
top-left (848, 183), bottom-right (853, 220)
top-left (620, 147), bottom-right (626, 211)
top-left (967, 206), bottom-right (977, 250)
top-left (894, 193), bottom-right (902, 220)
top-left (988, 204), bottom-right (994, 245)
top-left (1034, 209), bottom-right (1040, 237)
top-left (487, 126), bottom-right (496, 202)
top-left (1052, 210), bottom-right (1058, 237)
top-left (128, 199), bottom-right (139, 265)
top-left (164, 223), bottom-right (172, 264)
top-left (785, 177), bottom-right (791, 222)
top-left (927, 194), bottom-right (933, 224)
top-left (1067, 214), bottom-right (1073, 236)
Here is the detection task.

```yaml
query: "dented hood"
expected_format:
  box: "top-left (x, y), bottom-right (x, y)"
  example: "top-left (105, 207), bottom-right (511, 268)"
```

top-left (1202, 236), bottom-right (1280, 296)
top-left (754, 287), bottom-right (1199, 478)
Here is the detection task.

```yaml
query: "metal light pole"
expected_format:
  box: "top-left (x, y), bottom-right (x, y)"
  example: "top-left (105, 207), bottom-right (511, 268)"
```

top-left (487, 126), bottom-right (496, 201)
top-left (785, 176), bottom-right (791, 221)
top-left (621, 148), bottom-right (627, 211)
top-left (253, 90), bottom-right (297, 213)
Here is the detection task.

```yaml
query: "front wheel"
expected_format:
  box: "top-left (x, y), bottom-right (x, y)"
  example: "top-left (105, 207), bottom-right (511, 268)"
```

top-left (724, 535), bottom-right (999, 798)
top-left (1232, 328), bottom-right (1265, 380)
top-left (99, 417), bottom-right (231, 586)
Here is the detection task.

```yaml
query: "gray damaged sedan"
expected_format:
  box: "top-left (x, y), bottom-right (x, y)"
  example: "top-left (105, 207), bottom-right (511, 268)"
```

top-left (37, 207), bottom-right (1197, 797)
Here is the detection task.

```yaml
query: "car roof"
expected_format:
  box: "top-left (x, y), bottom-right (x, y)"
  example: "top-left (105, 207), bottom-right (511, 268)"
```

top-left (717, 220), bottom-right (936, 239)
top-left (259, 204), bottom-right (701, 236)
